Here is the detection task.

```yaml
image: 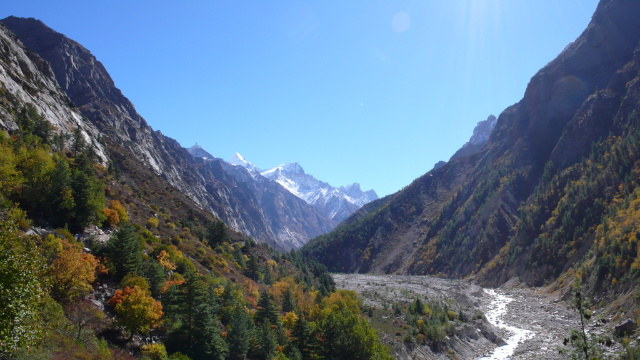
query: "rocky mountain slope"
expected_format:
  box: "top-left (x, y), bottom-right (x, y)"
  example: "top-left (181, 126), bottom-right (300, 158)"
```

top-left (2, 16), bottom-right (336, 250)
top-left (303, 0), bottom-right (640, 300)
top-left (0, 22), bottom-right (106, 162)
top-left (449, 114), bottom-right (497, 161)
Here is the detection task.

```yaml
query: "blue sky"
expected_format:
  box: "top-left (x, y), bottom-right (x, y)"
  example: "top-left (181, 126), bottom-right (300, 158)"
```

top-left (2, 1), bottom-right (599, 197)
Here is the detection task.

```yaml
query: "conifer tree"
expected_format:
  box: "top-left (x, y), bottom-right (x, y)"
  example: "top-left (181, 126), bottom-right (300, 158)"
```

top-left (107, 223), bottom-right (142, 280)
top-left (227, 305), bottom-right (253, 360)
top-left (282, 287), bottom-right (296, 313)
top-left (253, 322), bottom-right (277, 360)
top-left (255, 291), bottom-right (279, 327)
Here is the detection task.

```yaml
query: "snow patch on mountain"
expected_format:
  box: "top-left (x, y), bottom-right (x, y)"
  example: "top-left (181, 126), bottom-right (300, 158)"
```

top-left (229, 152), bottom-right (259, 172)
top-left (261, 162), bottom-right (378, 222)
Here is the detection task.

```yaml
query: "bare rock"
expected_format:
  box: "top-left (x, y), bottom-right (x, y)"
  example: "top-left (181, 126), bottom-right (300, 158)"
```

top-left (615, 319), bottom-right (637, 337)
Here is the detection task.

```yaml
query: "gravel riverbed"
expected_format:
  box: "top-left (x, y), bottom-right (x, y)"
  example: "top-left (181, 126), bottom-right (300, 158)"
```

top-left (333, 274), bottom-right (601, 359)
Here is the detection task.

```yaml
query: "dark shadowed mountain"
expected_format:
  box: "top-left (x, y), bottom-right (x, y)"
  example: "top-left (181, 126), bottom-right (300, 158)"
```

top-left (303, 0), bottom-right (640, 295)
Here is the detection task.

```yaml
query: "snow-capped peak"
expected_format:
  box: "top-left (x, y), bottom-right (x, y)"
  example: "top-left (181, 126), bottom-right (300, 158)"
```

top-left (229, 152), bottom-right (259, 171)
top-left (281, 162), bottom-right (305, 175)
top-left (261, 162), bottom-right (378, 222)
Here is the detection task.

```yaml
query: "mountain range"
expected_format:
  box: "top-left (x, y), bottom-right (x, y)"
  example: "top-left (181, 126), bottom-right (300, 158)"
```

top-left (226, 151), bottom-right (378, 223)
top-left (1, 16), bottom-right (340, 250)
top-left (303, 0), bottom-right (640, 305)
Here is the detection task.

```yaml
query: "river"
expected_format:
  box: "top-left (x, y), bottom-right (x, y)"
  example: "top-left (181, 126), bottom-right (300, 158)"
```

top-left (333, 274), bottom-right (582, 359)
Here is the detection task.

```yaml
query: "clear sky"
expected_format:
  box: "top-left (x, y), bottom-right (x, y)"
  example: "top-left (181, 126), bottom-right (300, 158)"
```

top-left (2, 1), bottom-right (599, 197)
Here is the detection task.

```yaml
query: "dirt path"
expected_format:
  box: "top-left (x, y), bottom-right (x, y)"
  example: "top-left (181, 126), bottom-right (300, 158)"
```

top-left (333, 274), bottom-right (588, 359)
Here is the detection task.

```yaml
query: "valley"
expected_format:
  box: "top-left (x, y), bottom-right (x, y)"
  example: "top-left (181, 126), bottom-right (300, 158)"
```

top-left (333, 274), bottom-right (618, 359)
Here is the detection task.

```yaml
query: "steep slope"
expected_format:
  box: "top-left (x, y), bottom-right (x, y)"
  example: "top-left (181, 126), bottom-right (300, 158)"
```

top-left (0, 22), bottom-right (106, 161)
top-left (303, 0), bottom-right (640, 295)
top-left (3, 16), bottom-right (336, 250)
top-left (188, 147), bottom-right (338, 249)
top-left (448, 115), bottom-right (497, 162)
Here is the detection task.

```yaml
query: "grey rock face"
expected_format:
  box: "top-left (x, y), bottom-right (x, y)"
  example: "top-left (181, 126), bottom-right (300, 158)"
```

top-left (449, 114), bottom-right (497, 162)
top-left (0, 21), bottom-right (107, 161)
top-left (2, 16), bottom-right (336, 250)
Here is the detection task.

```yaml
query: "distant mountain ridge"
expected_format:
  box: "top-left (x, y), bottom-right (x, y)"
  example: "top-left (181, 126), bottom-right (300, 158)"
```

top-left (226, 152), bottom-right (379, 222)
top-left (2, 16), bottom-right (336, 250)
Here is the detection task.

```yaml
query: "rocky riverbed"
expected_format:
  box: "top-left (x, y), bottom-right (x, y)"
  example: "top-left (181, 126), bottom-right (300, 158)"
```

top-left (333, 274), bottom-right (616, 359)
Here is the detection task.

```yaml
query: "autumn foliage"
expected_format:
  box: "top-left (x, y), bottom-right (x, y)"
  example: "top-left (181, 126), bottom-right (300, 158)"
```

top-left (109, 286), bottom-right (163, 338)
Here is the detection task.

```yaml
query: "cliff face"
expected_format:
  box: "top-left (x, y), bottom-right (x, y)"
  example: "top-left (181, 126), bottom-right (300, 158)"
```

top-left (0, 21), bottom-right (106, 161)
top-left (303, 0), bottom-right (640, 288)
top-left (2, 16), bottom-right (336, 250)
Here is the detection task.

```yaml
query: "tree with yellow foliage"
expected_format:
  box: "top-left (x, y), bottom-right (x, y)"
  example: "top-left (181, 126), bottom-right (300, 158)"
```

top-left (108, 286), bottom-right (163, 340)
top-left (49, 239), bottom-right (102, 303)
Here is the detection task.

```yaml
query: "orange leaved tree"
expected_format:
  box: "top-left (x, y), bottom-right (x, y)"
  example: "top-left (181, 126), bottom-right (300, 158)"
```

top-left (108, 286), bottom-right (163, 341)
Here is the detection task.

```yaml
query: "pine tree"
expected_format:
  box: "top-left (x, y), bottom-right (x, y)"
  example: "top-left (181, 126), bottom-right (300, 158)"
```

top-left (107, 223), bottom-right (142, 280)
top-left (255, 291), bottom-right (279, 327)
top-left (71, 127), bottom-right (86, 157)
top-left (227, 305), bottom-right (253, 360)
top-left (206, 220), bottom-right (227, 248)
top-left (69, 153), bottom-right (105, 231)
top-left (180, 272), bottom-right (229, 360)
top-left (245, 255), bottom-right (262, 282)
top-left (264, 262), bottom-right (274, 286)
top-left (292, 316), bottom-right (315, 360)
top-left (254, 322), bottom-right (277, 360)
top-left (282, 287), bottom-right (296, 313)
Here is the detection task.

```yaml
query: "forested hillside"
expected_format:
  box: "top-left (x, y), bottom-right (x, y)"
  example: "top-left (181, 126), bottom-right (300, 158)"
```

top-left (303, 0), bottom-right (640, 307)
top-left (0, 22), bottom-right (391, 360)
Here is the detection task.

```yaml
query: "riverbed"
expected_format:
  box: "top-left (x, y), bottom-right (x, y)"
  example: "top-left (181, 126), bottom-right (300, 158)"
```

top-left (333, 274), bottom-right (582, 359)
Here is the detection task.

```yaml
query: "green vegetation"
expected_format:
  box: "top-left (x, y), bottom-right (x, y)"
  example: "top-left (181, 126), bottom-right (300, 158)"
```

top-left (0, 91), bottom-right (392, 358)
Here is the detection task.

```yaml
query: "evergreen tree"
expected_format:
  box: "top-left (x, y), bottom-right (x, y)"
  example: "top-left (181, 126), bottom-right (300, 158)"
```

top-left (282, 287), bottom-right (296, 313)
top-left (47, 160), bottom-right (74, 228)
top-left (253, 322), bottom-right (277, 360)
top-left (291, 316), bottom-right (315, 360)
top-left (264, 262), bottom-right (274, 286)
top-left (255, 291), bottom-right (279, 327)
top-left (175, 272), bottom-right (229, 360)
top-left (107, 223), bottom-right (142, 280)
top-left (244, 255), bottom-right (262, 282)
top-left (71, 127), bottom-right (86, 157)
top-left (69, 154), bottom-right (105, 231)
top-left (206, 220), bottom-right (227, 248)
top-left (141, 260), bottom-right (166, 298)
top-left (227, 305), bottom-right (253, 360)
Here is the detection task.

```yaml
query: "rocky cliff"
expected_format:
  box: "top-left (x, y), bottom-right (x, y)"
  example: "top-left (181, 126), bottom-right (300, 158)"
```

top-left (0, 21), bottom-right (106, 161)
top-left (2, 16), bottom-right (336, 250)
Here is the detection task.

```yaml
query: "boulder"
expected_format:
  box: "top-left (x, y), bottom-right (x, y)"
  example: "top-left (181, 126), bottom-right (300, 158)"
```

top-left (615, 319), bottom-right (637, 337)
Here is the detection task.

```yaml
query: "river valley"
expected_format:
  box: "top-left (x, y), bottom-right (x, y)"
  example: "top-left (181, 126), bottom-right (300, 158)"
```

top-left (333, 274), bottom-right (596, 359)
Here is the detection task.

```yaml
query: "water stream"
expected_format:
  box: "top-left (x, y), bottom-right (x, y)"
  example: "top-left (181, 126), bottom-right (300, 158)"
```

top-left (478, 289), bottom-right (535, 360)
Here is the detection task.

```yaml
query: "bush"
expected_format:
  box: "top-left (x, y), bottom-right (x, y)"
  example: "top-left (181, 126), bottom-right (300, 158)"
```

top-left (146, 217), bottom-right (159, 229)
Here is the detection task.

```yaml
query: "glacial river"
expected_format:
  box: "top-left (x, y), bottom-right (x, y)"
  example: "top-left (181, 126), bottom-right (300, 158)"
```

top-left (477, 289), bottom-right (535, 360)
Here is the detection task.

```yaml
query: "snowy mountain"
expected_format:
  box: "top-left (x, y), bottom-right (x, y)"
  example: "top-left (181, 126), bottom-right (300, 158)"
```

top-left (228, 152), bottom-right (259, 172)
top-left (260, 161), bottom-right (378, 222)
